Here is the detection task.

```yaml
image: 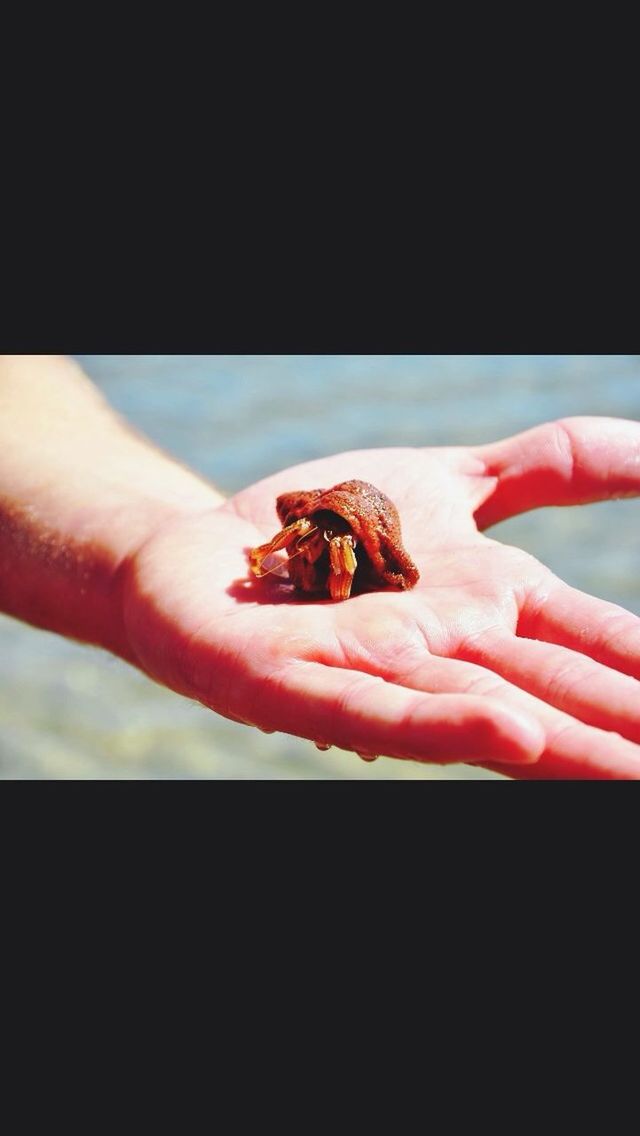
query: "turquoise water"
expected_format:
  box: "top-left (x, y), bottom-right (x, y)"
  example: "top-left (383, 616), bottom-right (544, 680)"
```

top-left (1, 355), bottom-right (639, 779)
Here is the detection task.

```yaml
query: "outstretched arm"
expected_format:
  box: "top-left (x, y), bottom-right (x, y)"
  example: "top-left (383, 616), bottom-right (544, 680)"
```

top-left (2, 356), bottom-right (639, 778)
top-left (0, 355), bottom-right (223, 658)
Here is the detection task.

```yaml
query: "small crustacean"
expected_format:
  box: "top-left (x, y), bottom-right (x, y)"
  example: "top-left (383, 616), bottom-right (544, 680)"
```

top-left (249, 479), bottom-right (420, 601)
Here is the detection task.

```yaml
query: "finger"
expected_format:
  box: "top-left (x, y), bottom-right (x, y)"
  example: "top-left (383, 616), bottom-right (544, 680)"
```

top-left (240, 661), bottom-right (546, 766)
top-left (473, 416), bottom-right (640, 529)
top-left (457, 627), bottom-right (640, 744)
top-left (389, 653), bottom-right (640, 780)
top-left (519, 579), bottom-right (640, 681)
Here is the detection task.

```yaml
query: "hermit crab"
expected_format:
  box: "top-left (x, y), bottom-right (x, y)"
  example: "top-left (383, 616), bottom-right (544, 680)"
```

top-left (249, 479), bottom-right (420, 601)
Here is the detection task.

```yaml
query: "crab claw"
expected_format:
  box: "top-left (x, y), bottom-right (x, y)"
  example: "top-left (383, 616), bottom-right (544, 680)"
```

top-left (327, 534), bottom-right (358, 601)
top-left (250, 517), bottom-right (313, 577)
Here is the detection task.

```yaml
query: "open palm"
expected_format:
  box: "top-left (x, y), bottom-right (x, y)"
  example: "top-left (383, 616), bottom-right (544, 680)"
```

top-left (121, 417), bottom-right (640, 779)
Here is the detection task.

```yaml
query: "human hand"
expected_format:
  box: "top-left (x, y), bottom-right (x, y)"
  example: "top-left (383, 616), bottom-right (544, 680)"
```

top-left (121, 417), bottom-right (640, 778)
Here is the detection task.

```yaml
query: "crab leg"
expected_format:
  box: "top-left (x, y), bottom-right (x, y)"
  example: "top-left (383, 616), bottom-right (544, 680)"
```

top-left (250, 518), bottom-right (313, 577)
top-left (328, 534), bottom-right (358, 601)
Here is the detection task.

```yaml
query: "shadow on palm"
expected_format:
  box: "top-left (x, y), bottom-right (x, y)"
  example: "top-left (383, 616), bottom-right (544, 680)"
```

top-left (123, 436), bottom-right (640, 778)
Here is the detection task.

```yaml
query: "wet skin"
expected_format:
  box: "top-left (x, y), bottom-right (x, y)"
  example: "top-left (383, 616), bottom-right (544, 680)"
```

top-left (121, 423), bottom-right (640, 778)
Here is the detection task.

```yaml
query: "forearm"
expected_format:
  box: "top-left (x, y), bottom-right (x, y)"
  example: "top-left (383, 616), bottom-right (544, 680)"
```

top-left (0, 356), bottom-right (224, 659)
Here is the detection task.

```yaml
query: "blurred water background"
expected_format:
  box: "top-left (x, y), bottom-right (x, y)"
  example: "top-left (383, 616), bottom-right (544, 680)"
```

top-left (1, 355), bottom-right (639, 779)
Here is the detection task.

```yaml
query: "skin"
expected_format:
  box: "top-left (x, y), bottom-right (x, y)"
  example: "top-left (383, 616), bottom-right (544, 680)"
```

top-left (1, 356), bottom-right (640, 778)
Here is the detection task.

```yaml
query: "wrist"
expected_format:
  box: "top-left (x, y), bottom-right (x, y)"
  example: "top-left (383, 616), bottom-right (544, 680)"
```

top-left (0, 355), bottom-right (226, 659)
top-left (0, 486), bottom-right (225, 663)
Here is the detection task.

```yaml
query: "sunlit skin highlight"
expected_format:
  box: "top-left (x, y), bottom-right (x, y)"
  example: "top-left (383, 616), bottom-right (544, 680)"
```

top-left (1, 357), bottom-right (640, 779)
